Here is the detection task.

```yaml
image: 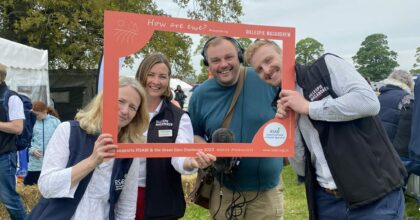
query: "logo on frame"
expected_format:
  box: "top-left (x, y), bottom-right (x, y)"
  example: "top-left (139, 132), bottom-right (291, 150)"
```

top-left (263, 122), bottom-right (287, 147)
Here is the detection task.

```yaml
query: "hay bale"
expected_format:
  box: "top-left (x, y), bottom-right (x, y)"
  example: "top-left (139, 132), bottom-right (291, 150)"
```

top-left (182, 174), bottom-right (197, 203)
top-left (0, 174), bottom-right (199, 218)
top-left (0, 182), bottom-right (41, 219)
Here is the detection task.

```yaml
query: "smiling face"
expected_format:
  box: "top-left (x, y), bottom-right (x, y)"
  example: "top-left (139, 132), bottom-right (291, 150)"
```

top-left (118, 85), bottom-right (141, 130)
top-left (249, 44), bottom-right (283, 87)
top-left (145, 63), bottom-right (170, 100)
top-left (206, 39), bottom-right (241, 86)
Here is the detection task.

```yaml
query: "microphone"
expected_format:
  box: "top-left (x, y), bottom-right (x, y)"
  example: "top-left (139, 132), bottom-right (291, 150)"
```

top-left (211, 128), bottom-right (239, 175)
top-left (211, 128), bottom-right (235, 143)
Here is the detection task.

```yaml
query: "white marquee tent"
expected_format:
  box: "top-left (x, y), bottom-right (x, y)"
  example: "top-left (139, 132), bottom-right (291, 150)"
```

top-left (0, 37), bottom-right (50, 105)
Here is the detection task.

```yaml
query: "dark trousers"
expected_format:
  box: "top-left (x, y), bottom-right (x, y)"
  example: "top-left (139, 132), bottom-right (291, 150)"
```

top-left (315, 187), bottom-right (404, 220)
top-left (23, 171), bottom-right (41, 186)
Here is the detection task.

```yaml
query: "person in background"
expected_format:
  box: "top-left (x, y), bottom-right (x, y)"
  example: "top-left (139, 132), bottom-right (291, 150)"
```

top-left (27, 76), bottom-right (149, 219)
top-left (0, 63), bottom-right (27, 220)
top-left (174, 85), bottom-right (187, 110)
top-left (24, 101), bottom-right (61, 186)
top-left (170, 89), bottom-right (181, 108)
top-left (189, 37), bottom-right (283, 220)
top-left (378, 69), bottom-right (414, 143)
top-left (135, 53), bottom-right (215, 220)
top-left (406, 77), bottom-right (420, 176)
top-left (391, 76), bottom-right (420, 186)
top-left (245, 40), bottom-right (406, 220)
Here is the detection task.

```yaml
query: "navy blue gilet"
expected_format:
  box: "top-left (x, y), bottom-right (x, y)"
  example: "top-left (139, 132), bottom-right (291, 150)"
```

top-left (144, 99), bottom-right (185, 220)
top-left (0, 81), bottom-right (17, 155)
top-left (378, 85), bottom-right (409, 142)
top-left (296, 54), bottom-right (406, 218)
top-left (27, 121), bottom-right (133, 220)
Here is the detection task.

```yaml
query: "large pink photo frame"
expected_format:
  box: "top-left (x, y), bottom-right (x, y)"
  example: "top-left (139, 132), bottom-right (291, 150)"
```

top-left (104, 11), bottom-right (295, 158)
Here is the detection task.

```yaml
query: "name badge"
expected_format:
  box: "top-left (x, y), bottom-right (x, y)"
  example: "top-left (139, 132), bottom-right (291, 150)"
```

top-left (158, 129), bottom-right (173, 137)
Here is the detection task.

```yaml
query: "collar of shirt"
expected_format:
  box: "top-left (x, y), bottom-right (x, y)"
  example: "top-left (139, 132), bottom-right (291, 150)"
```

top-left (149, 100), bottom-right (163, 122)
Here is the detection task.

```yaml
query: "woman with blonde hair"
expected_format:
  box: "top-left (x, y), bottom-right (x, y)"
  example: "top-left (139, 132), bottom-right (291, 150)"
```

top-left (135, 53), bottom-right (215, 220)
top-left (24, 101), bottom-right (61, 185)
top-left (28, 76), bottom-right (149, 220)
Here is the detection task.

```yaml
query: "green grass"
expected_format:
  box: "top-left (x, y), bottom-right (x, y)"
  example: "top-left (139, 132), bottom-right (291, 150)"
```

top-left (182, 166), bottom-right (420, 219)
top-left (1, 166), bottom-right (419, 219)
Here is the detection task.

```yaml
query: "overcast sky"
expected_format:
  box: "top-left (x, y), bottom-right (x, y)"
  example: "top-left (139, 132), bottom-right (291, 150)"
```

top-left (121, 0), bottom-right (420, 76)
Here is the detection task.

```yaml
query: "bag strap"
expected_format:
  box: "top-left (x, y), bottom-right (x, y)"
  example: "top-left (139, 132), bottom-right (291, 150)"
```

top-left (221, 67), bottom-right (246, 128)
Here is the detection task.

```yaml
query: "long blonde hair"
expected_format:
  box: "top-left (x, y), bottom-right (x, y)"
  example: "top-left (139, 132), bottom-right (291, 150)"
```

top-left (75, 76), bottom-right (149, 143)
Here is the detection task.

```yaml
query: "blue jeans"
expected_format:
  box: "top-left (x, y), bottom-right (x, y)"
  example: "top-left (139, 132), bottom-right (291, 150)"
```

top-left (0, 151), bottom-right (26, 220)
top-left (315, 187), bottom-right (404, 220)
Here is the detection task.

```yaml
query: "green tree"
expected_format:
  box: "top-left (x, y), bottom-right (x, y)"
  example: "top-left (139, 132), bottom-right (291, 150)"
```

top-left (173, 0), bottom-right (243, 22)
top-left (352, 33), bottom-right (399, 81)
top-left (197, 72), bottom-right (209, 83)
top-left (410, 47), bottom-right (420, 75)
top-left (295, 37), bottom-right (324, 65)
top-left (0, 0), bottom-right (243, 80)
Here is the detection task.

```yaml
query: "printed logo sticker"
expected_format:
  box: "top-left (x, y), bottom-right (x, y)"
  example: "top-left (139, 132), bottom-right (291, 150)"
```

top-left (263, 122), bottom-right (287, 147)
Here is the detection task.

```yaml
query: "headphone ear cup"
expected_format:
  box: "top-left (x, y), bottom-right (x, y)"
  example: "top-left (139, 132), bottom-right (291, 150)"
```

top-left (238, 47), bottom-right (244, 64)
top-left (201, 47), bottom-right (209, 67)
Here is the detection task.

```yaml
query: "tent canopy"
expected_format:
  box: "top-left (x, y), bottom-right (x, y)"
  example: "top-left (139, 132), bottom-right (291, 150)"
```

top-left (0, 37), bottom-right (50, 105)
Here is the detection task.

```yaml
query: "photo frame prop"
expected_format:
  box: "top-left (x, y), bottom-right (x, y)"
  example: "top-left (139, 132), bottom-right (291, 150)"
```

top-left (104, 11), bottom-right (295, 157)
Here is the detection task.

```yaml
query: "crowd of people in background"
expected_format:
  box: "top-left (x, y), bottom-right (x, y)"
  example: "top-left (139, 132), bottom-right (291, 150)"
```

top-left (0, 34), bottom-right (419, 220)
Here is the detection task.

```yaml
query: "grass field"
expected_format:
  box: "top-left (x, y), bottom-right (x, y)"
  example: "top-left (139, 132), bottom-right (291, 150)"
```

top-left (182, 165), bottom-right (420, 220)
top-left (1, 166), bottom-right (420, 219)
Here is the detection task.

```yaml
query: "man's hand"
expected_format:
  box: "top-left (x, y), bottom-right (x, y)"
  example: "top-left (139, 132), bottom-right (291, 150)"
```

top-left (276, 90), bottom-right (309, 118)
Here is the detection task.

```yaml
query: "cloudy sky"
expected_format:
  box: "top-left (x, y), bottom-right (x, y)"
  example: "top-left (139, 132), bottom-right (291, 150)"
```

top-left (122, 0), bottom-right (420, 76)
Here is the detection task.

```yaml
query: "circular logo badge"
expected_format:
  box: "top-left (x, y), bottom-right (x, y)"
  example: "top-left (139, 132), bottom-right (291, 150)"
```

top-left (263, 122), bottom-right (287, 147)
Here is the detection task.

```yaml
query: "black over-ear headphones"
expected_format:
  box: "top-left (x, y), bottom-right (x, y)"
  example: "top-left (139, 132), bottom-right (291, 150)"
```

top-left (201, 36), bottom-right (244, 67)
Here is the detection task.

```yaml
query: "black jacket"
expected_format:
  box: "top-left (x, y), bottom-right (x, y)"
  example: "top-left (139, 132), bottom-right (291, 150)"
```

top-left (0, 82), bottom-right (16, 154)
top-left (144, 99), bottom-right (186, 220)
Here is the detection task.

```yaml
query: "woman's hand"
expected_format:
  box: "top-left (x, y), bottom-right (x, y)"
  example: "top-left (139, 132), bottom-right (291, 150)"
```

top-left (33, 149), bottom-right (43, 159)
top-left (88, 133), bottom-right (118, 166)
top-left (185, 151), bottom-right (217, 170)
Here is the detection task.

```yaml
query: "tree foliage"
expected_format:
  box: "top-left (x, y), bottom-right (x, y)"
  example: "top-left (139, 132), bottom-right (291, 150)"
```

top-left (0, 0), bottom-right (243, 80)
top-left (410, 47), bottom-right (420, 75)
top-left (197, 72), bottom-right (208, 83)
top-left (295, 37), bottom-right (324, 65)
top-left (352, 33), bottom-right (399, 81)
top-left (173, 0), bottom-right (243, 22)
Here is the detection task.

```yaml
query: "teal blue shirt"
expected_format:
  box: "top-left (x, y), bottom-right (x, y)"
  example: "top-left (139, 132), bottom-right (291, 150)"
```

top-left (189, 67), bottom-right (283, 191)
top-left (28, 114), bottom-right (61, 171)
